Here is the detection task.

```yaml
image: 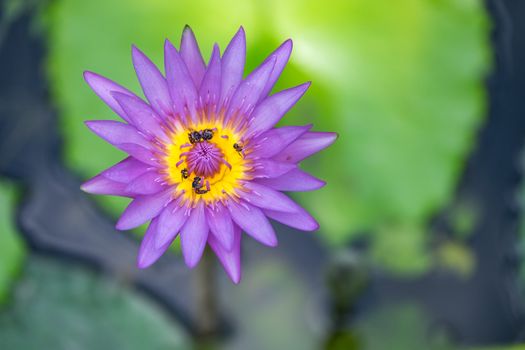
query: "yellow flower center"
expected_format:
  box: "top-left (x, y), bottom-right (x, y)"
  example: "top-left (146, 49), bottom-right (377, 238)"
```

top-left (162, 120), bottom-right (251, 206)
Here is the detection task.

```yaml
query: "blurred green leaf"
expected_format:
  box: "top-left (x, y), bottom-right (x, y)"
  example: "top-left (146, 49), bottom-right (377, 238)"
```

top-left (434, 240), bottom-right (476, 278)
top-left (0, 257), bottom-right (190, 349)
top-left (226, 259), bottom-right (320, 349)
top-left (449, 201), bottom-right (479, 239)
top-left (0, 180), bottom-right (26, 305)
top-left (354, 303), bottom-right (455, 350)
top-left (371, 223), bottom-right (431, 276)
top-left (43, 0), bottom-right (490, 273)
top-left (289, 0), bottom-right (490, 243)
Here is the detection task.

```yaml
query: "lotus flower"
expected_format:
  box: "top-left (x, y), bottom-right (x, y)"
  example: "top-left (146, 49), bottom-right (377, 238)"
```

top-left (81, 26), bottom-right (336, 283)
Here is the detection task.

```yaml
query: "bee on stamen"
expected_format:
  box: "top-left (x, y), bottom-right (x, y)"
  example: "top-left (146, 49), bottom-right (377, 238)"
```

top-left (233, 142), bottom-right (245, 157)
top-left (181, 168), bottom-right (189, 179)
top-left (192, 176), bottom-right (209, 195)
top-left (201, 129), bottom-right (214, 141)
top-left (188, 130), bottom-right (202, 144)
top-left (188, 128), bottom-right (216, 144)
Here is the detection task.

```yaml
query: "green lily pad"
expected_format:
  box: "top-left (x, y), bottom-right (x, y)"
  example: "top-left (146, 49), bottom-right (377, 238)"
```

top-left (0, 257), bottom-right (190, 349)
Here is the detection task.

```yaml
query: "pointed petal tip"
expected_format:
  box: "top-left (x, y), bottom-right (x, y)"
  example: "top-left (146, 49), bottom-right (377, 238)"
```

top-left (211, 43), bottom-right (221, 56)
top-left (164, 38), bottom-right (176, 51)
top-left (184, 253), bottom-right (202, 269)
top-left (83, 70), bottom-right (94, 82)
top-left (83, 71), bottom-right (105, 88)
top-left (231, 26), bottom-right (246, 43)
top-left (307, 219), bottom-right (321, 232)
top-left (229, 270), bottom-right (242, 284)
top-left (275, 39), bottom-right (293, 55)
top-left (267, 237), bottom-right (278, 247)
top-left (326, 132), bottom-right (339, 144)
top-left (136, 257), bottom-right (152, 269)
top-left (79, 180), bottom-right (92, 193)
top-left (83, 120), bottom-right (106, 134)
top-left (115, 220), bottom-right (130, 231)
top-left (131, 45), bottom-right (148, 61)
top-left (80, 177), bottom-right (101, 193)
top-left (181, 25), bottom-right (196, 42)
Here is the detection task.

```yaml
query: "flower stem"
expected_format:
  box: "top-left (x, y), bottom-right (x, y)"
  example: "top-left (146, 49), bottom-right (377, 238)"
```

top-left (196, 247), bottom-right (219, 339)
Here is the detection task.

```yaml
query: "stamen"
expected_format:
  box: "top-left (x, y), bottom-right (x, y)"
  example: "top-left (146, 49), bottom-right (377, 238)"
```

top-left (185, 141), bottom-right (225, 178)
top-left (220, 158), bottom-right (232, 170)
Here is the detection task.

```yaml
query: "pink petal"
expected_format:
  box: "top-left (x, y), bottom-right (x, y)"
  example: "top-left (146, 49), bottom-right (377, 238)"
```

top-left (137, 218), bottom-right (174, 268)
top-left (156, 200), bottom-right (189, 248)
top-left (241, 182), bottom-right (298, 213)
top-left (199, 44), bottom-right (221, 109)
top-left (85, 120), bottom-right (151, 150)
top-left (83, 71), bottom-right (135, 123)
top-left (225, 56), bottom-right (276, 120)
top-left (227, 200), bottom-right (277, 247)
top-left (116, 188), bottom-right (173, 230)
top-left (131, 45), bottom-right (172, 118)
top-left (118, 143), bottom-right (160, 167)
top-left (180, 26), bottom-right (206, 88)
top-left (250, 125), bottom-right (311, 158)
top-left (164, 39), bottom-right (199, 121)
top-left (125, 170), bottom-right (165, 195)
top-left (264, 205), bottom-right (319, 232)
top-left (219, 27), bottom-right (246, 108)
top-left (274, 131), bottom-right (338, 163)
top-left (100, 157), bottom-right (150, 183)
top-left (112, 92), bottom-right (169, 143)
top-left (209, 224), bottom-right (242, 284)
top-left (255, 168), bottom-right (326, 192)
top-left (180, 202), bottom-right (209, 268)
top-left (206, 203), bottom-right (234, 251)
top-left (81, 174), bottom-right (132, 197)
top-left (260, 39), bottom-right (293, 97)
top-left (244, 82), bottom-right (310, 138)
top-left (252, 159), bottom-right (297, 179)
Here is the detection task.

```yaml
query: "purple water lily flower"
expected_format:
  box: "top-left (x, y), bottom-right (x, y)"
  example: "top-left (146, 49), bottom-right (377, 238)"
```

top-left (81, 26), bottom-right (336, 283)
